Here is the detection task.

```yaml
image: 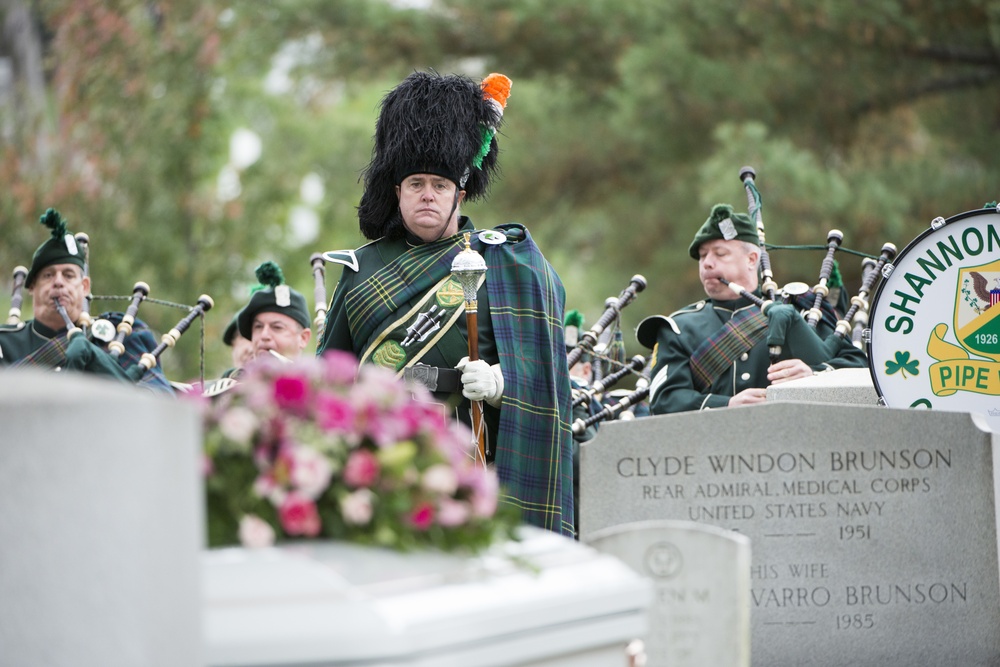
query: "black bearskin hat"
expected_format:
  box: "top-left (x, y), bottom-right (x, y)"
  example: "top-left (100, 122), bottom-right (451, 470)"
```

top-left (358, 70), bottom-right (511, 240)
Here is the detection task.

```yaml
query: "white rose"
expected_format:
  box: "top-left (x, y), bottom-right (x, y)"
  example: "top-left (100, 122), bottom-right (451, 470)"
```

top-left (218, 406), bottom-right (259, 444)
top-left (421, 463), bottom-right (458, 496)
top-left (341, 488), bottom-right (374, 525)
top-left (290, 446), bottom-right (334, 500)
top-left (239, 514), bottom-right (275, 548)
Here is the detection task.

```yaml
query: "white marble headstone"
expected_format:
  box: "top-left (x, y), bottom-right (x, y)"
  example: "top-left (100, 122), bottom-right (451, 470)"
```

top-left (585, 520), bottom-right (751, 667)
top-left (581, 402), bottom-right (1000, 666)
top-left (0, 370), bottom-right (203, 667)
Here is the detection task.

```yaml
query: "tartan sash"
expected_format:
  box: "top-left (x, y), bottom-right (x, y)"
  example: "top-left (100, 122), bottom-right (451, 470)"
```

top-left (344, 234), bottom-right (467, 354)
top-left (689, 307), bottom-right (768, 392)
top-left (10, 333), bottom-right (68, 369)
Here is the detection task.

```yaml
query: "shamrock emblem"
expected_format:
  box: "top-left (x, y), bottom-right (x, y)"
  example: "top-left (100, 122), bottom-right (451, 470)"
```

top-left (885, 350), bottom-right (919, 378)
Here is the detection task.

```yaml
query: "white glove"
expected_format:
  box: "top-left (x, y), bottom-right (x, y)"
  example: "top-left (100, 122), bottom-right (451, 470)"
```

top-left (456, 357), bottom-right (504, 408)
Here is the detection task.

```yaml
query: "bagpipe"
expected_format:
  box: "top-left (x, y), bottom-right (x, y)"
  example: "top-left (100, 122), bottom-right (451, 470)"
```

top-left (5, 234), bottom-right (213, 390)
top-left (566, 276), bottom-right (653, 435)
top-left (727, 165), bottom-right (896, 361)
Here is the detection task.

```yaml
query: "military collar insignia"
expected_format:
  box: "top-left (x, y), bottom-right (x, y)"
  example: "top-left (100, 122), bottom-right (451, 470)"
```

top-left (478, 230), bottom-right (506, 245)
top-left (322, 249), bottom-right (360, 272)
top-left (275, 284), bottom-right (291, 307)
top-left (718, 218), bottom-right (737, 240)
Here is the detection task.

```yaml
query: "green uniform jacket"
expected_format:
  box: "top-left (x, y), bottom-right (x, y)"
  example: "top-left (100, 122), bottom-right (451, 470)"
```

top-left (318, 218), bottom-right (575, 536)
top-left (0, 316), bottom-right (173, 393)
top-left (318, 218), bottom-right (501, 440)
top-left (639, 294), bottom-right (868, 415)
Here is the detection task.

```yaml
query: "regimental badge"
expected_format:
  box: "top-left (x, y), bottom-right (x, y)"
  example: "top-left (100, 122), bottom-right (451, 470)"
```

top-left (478, 229), bottom-right (506, 245)
top-left (372, 339), bottom-right (406, 370)
top-left (64, 234), bottom-right (79, 255)
top-left (718, 218), bottom-right (737, 241)
top-left (436, 277), bottom-right (466, 309)
top-left (90, 318), bottom-right (116, 343)
top-left (275, 284), bottom-right (291, 307)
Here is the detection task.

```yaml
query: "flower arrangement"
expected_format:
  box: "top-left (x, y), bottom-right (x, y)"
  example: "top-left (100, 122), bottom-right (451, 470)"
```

top-left (201, 350), bottom-right (519, 552)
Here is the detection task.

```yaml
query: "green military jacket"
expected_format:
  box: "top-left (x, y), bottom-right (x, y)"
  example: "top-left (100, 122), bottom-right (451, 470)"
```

top-left (318, 217), bottom-right (501, 444)
top-left (0, 316), bottom-right (173, 393)
top-left (639, 294), bottom-right (868, 415)
top-left (0, 319), bottom-right (62, 364)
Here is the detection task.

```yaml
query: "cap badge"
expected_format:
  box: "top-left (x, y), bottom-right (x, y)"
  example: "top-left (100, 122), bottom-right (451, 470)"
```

top-left (719, 218), bottom-right (737, 241)
top-left (64, 234), bottom-right (79, 255)
top-left (275, 284), bottom-right (291, 307)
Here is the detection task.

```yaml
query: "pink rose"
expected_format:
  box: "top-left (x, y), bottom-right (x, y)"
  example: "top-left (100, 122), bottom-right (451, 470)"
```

top-left (201, 453), bottom-right (214, 477)
top-left (343, 449), bottom-right (380, 488)
top-left (239, 514), bottom-right (276, 548)
top-left (273, 374), bottom-right (310, 411)
top-left (320, 350), bottom-right (359, 385)
top-left (409, 501), bottom-right (435, 530)
top-left (315, 391), bottom-right (356, 432)
top-left (467, 470), bottom-right (499, 518)
top-left (437, 498), bottom-right (470, 527)
top-left (278, 492), bottom-right (322, 537)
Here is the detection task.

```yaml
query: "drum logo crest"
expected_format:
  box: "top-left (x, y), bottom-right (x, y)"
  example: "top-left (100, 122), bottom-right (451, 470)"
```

top-left (922, 260), bottom-right (1000, 397)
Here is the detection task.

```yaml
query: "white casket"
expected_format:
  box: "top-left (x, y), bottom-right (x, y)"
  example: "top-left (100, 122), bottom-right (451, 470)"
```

top-left (203, 527), bottom-right (651, 667)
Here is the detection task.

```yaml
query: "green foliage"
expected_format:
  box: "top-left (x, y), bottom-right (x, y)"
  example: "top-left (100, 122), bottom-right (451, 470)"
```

top-left (2, 0), bottom-right (999, 380)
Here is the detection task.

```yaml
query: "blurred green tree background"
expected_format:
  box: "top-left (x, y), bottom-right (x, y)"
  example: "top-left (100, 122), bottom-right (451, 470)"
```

top-left (2, 0), bottom-right (997, 381)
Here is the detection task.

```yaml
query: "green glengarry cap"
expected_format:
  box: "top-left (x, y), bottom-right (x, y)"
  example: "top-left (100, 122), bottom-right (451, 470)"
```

top-left (26, 208), bottom-right (86, 288)
top-left (236, 261), bottom-right (310, 339)
top-left (688, 203), bottom-right (759, 259)
top-left (222, 314), bottom-right (240, 346)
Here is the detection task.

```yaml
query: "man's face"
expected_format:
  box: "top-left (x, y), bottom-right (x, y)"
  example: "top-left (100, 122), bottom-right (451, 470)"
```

top-left (230, 332), bottom-right (254, 368)
top-left (698, 239), bottom-right (759, 300)
top-left (28, 263), bottom-right (90, 330)
top-left (395, 173), bottom-right (466, 242)
top-left (251, 311), bottom-right (311, 360)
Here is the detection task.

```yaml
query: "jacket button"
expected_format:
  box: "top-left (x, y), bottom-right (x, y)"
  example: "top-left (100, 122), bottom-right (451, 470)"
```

top-left (740, 352), bottom-right (749, 361)
top-left (740, 372), bottom-right (750, 381)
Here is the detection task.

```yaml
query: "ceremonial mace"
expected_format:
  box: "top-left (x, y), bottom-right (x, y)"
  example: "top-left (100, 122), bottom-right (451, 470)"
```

top-left (451, 233), bottom-right (488, 464)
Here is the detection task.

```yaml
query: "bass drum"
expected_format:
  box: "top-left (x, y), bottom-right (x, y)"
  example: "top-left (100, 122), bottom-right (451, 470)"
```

top-left (867, 205), bottom-right (1000, 431)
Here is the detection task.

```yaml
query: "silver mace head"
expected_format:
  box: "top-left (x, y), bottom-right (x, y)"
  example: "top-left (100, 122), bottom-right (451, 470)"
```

top-left (451, 232), bottom-right (487, 304)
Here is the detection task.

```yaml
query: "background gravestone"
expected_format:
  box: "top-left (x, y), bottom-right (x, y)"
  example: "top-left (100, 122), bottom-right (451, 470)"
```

top-left (585, 520), bottom-right (751, 667)
top-left (0, 370), bottom-right (203, 667)
top-left (580, 401), bottom-right (1000, 667)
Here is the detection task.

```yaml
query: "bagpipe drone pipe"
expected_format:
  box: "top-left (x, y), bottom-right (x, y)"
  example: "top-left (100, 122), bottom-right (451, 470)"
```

top-left (566, 275), bottom-right (654, 435)
top-left (4, 234), bottom-right (213, 392)
top-left (732, 165), bottom-right (897, 363)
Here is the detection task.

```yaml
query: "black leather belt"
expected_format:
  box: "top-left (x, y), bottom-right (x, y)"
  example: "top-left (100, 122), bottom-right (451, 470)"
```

top-left (403, 364), bottom-right (462, 394)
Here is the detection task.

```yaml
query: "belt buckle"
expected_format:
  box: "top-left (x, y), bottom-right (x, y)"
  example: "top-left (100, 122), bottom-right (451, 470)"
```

top-left (404, 364), bottom-right (440, 392)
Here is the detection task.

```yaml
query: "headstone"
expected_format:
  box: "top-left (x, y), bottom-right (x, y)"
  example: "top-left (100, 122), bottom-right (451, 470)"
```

top-left (0, 370), bottom-right (204, 667)
top-left (580, 401), bottom-right (1000, 667)
top-left (586, 520), bottom-right (751, 667)
top-left (766, 367), bottom-right (878, 405)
